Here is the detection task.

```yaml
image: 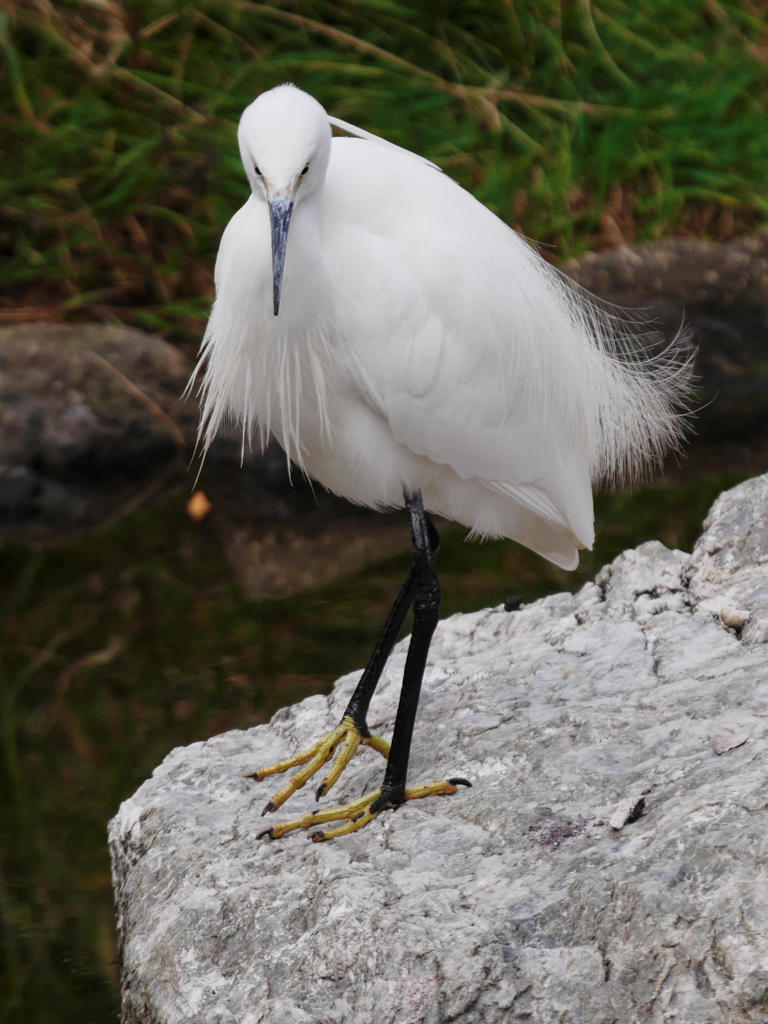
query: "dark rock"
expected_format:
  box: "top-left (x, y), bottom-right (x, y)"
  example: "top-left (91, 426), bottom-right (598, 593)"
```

top-left (0, 323), bottom-right (192, 537)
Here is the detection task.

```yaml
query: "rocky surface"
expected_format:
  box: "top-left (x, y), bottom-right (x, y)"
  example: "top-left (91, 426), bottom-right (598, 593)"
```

top-left (110, 474), bottom-right (768, 1024)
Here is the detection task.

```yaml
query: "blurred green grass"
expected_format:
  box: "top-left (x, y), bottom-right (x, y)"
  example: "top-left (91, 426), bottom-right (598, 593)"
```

top-left (2, 0), bottom-right (768, 344)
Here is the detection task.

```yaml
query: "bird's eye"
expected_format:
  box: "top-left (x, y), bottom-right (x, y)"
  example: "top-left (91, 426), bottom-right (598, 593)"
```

top-left (254, 165), bottom-right (262, 177)
top-left (301, 164), bottom-right (310, 175)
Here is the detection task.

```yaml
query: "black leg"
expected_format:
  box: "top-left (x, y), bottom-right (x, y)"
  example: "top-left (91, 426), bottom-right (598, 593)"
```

top-left (255, 486), bottom-right (468, 841)
top-left (371, 488), bottom-right (441, 811)
top-left (341, 489), bottom-right (439, 735)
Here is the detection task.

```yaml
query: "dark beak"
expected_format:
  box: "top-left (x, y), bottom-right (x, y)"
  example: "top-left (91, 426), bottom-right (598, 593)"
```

top-left (268, 195), bottom-right (295, 316)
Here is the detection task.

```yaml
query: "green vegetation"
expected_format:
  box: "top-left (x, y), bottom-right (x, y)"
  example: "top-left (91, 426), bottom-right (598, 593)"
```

top-left (3, 1), bottom-right (768, 344)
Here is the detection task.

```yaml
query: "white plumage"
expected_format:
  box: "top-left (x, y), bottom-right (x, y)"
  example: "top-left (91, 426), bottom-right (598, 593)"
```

top-left (191, 83), bottom-right (690, 570)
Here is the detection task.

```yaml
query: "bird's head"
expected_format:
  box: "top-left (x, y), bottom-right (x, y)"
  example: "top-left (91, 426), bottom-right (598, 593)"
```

top-left (238, 84), bottom-right (331, 316)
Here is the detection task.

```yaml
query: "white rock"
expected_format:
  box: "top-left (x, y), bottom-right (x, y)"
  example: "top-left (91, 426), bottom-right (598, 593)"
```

top-left (710, 717), bottom-right (752, 755)
top-left (608, 795), bottom-right (646, 830)
top-left (110, 474), bottom-right (768, 1024)
top-left (720, 606), bottom-right (750, 631)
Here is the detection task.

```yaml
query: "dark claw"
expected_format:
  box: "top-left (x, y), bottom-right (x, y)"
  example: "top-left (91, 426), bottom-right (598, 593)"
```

top-left (310, 831), bottom-right (325, 842)
top-left (245, 771), bottom-right (259, 780)
top-left (448, 777), bottom-right (472, 787)
top-left (261, 800), bottom-right (275, 817)
top-left (315, 782), bottom-right (327, 801)
top-left (256, 826), bottom-right (275, 840)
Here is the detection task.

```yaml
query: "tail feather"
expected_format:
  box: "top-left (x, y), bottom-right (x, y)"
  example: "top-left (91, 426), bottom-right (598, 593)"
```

top-left (554, 268), bottom-right (695, 486)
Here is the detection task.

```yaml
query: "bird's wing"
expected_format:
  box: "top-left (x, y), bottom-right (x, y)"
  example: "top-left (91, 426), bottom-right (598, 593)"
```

top-left (379, 326), bottom-right (594, 545)
top-left (331, 239), bottom-right (593, 542)
top-left (323, 139), bottom-right (597, 544)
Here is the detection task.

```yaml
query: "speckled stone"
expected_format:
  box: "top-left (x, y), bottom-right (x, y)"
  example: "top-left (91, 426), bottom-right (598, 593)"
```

top-left (110, 474), bottom-right (768, 1024)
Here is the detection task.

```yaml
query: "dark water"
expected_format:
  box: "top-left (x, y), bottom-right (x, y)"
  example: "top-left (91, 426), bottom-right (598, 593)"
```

top-left (0, 469), bottom-right (746, 1022)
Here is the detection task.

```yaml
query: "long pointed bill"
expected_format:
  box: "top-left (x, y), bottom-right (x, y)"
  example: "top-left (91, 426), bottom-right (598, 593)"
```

top-left (268, 195), bottom-right (295, 316)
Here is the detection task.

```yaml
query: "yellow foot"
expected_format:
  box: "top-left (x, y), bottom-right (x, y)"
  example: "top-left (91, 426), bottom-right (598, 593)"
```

top-left (257, 778), bottom-right (471, 842)
top-left (247, 715), bottom-right (391, 814)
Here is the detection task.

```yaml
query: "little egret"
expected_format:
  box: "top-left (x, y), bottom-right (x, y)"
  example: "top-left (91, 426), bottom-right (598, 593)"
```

top-left (190, 84), bottom-right (691, 841)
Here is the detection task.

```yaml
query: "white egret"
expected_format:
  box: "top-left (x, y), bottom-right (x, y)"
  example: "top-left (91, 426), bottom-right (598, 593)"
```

top-left (190, 84), bottom-right (691, 841)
